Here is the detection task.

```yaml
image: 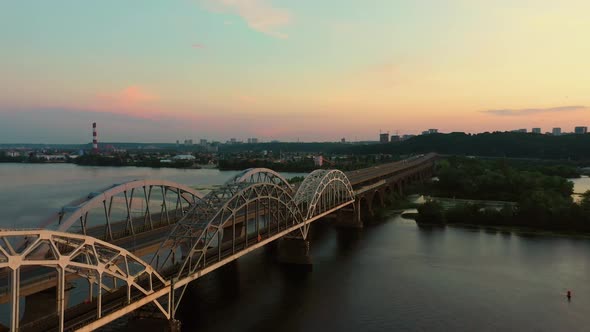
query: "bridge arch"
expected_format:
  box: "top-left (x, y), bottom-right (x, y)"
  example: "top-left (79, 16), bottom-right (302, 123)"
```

top-left (0, 229), bottom-right (168, 331)
top-left (294, 170), bottom-right (355, 236)
top-left (151, 181), bottom-right (304, 313)
top-left (224, 168), bottom-right (291, 189)
top-left (47, 180), bottom-right (204, 241)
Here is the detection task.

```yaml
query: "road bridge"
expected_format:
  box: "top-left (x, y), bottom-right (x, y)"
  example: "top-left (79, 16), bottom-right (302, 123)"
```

top-left (0, 153), bottom-right (437, 331)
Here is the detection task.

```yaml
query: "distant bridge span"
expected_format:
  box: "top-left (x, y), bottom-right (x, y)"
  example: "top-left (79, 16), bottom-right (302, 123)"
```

top-left (0, 154), bottom-right (437, 332)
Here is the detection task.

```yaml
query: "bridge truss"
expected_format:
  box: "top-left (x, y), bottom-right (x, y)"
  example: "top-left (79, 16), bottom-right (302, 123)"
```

top-left (0, 229), bottom-right (168, 332)
top-left (1, 167), bottom-right (361, 331)
top-left (41, 180), bottom-right (204, 241)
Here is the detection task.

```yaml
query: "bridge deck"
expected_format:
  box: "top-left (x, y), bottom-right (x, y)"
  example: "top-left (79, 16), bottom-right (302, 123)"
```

top-left (2, 153), bottom-right (437, 332)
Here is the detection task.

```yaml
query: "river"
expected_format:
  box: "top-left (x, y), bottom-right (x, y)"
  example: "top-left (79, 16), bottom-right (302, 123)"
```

top-left (0, 164), bottom-right (589, 331)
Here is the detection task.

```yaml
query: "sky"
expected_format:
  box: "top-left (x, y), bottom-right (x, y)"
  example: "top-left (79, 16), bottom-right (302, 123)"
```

top-left (1, 0), bottom-right (589, 143)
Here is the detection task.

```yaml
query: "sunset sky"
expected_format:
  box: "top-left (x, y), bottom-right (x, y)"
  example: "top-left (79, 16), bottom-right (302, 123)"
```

top-left (1, 0), bottom-right (589, 143)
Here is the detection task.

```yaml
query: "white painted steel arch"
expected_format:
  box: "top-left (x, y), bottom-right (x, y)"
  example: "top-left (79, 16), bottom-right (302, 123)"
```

top-left (225, 168), bottom-right (292, 189)
top-left (0, 229), bottom-right (169, 332)
top-left (50, 180), bottom-right (203, 239)
top-left (294, 169), bottom-right (355, 221)
top-left (152, 181), bottom-right (304, 313)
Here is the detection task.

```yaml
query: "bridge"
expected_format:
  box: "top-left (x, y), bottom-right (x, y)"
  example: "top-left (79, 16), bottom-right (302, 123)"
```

top-left (0, 153), bottom-right (437, 332)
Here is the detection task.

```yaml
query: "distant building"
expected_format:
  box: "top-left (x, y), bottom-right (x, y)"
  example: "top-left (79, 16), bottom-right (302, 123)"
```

top-left (313, 155), bottom-right (323, 167)
top-left (341, 138), bottom-right (346, 143)
top-left (402, 134), bottom-right (415, 140)
top-left (247, 138), bottom-right (258, 144)
top-left (421, 129), bottom-right (438, 135)
top-left (511, 129), bottom-right (527, 133)
top-left (6, 151), bottom-right (20, 157)
top-left (574, 126), bottom-right (588, 134)
top-left (552, 128), bottom-right (562, 136)
top-left (184, 139), bottom-right (193, 146)
top-left (173, 154), bottom-right (196, 161)
top-left (200, 139), bottom-right (207, 146)
top-left (390, 135), bottom-right (401, 142)
top-left (230, 138), bottom-right (237, 144)
top-left (379, 133), bottom-right (389, 144)
top-left (532, 128), bottom-right (541, 134)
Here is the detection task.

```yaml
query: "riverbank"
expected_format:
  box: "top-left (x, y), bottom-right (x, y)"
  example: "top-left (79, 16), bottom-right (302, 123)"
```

top-left (401, 211), bottom-right (590, 239)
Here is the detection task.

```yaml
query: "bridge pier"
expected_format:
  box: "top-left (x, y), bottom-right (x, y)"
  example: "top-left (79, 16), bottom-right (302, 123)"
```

top-left (333, 202), bottom-right (363, 228)
top-left (169, 318), bottom-right (182, 332)
top-left (277, 237), bottom-right (312, 267)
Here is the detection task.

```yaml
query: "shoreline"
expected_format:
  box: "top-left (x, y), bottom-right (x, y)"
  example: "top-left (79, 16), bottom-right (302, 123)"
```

top-left (401, 211), bottom-right (590, 239)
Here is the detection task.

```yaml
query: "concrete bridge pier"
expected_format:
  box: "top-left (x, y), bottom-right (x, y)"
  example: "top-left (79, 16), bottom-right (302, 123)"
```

top-left (333, 201), bottom-right (363, 228)
top-left (169, 318), bottom-right (182, 332)
top-left (277, 237), bottom-right (312, 267)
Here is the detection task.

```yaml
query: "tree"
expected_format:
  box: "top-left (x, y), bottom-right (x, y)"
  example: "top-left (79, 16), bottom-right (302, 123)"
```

top-left (416, 201), bottom-right (445, 224)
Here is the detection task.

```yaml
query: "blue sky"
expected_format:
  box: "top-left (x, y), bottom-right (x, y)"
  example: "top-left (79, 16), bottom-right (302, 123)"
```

top-left (1, 0), bottom-right (589, 143)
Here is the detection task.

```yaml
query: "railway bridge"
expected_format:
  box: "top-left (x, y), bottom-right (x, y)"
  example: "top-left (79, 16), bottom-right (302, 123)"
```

top-left (0, 153), bottom-right (437, 331)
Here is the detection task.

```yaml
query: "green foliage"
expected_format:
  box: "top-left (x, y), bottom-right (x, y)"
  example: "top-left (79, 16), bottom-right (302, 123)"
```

top-left (431, 156), bottom-right (574, 202)
top-left (415, 201), bottom-right (445, 224)
top-left (346, 132), bottom-right (590, 161)
top-left (417, 157), bottom-right (590, 232)
top-left (218, 159), bottom-right (315, 172)
top-left (288, 176), bottom-right (305, 184)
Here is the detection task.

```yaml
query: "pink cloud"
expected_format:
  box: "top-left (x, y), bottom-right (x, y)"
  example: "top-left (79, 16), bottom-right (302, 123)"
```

top-left (192, 43), bottom-right (205, 49)
top-left (237, 94), bottom-right (257, 104)
top-left (98, 86), bottom-right (157, 106)
top-left (202, 0), bottom-right (291, 39)
top-left (90, 86), bottom-right (160, 119)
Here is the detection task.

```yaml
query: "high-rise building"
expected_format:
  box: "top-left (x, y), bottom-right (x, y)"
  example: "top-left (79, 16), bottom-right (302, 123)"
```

top-left (552, 128), bottom-right (562, 136)
top-left (532, 128), bottom-right (541, 134)
top-left (512, 129), bottom-right (527, 133)
top-left (428, 129), bottom-right (438, 134)
top-left (200, 139), bottom-right (207, 145)
top-left (247, 138), bottom-right (258, 144)
top-left (184, 139), bottom-right (193, 146)
top-left (379, 133), bottom-right (389, 143)
top-left (574, 126), bottom-right (588, 134)
top-left (390, 135), bottom-right (401, 142)
top-left (341, 138), bottom-right (346, 143)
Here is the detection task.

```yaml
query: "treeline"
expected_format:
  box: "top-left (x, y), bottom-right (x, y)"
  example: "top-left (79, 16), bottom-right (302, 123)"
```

top-left (217, 132), bottom-right (590, 161)
top-left (429, 157), bottom-right (576, 201)
top-left (75, 155), bottom-right (196, 168)
top-left (348, 132), bottom-right (590, 161)
top-left (416, 196), bottom-right (590, 232)
top-left (416, 157), bottom-right (590, 232)
top-left (218, 159), bottom-right (315, 172)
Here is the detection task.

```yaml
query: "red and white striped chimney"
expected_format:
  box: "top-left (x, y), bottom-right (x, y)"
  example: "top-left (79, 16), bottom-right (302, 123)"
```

top-left (92, 122), bottom-right (98, 153)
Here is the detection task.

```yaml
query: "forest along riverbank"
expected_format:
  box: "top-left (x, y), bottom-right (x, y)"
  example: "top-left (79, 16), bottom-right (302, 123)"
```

top-left (410, 157), bottom-right (590, 234)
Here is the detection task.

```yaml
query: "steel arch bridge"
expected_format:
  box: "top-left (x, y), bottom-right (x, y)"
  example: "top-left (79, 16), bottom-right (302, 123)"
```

top-left (0, 229), bottom-right (168, 332)
top-left (1, 168), bottom-right (357, 332)
top-left (41, 180), bottom-right (204, 241)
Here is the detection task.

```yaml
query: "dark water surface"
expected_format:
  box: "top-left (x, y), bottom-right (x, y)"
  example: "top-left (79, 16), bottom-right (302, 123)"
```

top-left (0, 164), bottom-right (589, 331)
top-left (176, 217), bottom-right (590, 332)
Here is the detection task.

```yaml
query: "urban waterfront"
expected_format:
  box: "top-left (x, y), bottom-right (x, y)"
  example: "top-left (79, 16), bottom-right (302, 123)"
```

top-left (1, 164), bottom-right (589, 331)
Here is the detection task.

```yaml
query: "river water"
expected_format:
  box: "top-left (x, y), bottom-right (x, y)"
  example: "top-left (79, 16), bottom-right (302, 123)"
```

top-left (1, 164), bottom-right (589, 331)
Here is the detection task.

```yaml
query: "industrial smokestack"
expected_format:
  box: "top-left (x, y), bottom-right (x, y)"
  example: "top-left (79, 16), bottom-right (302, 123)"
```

top-left (92, 122), bottom-right (98, 153)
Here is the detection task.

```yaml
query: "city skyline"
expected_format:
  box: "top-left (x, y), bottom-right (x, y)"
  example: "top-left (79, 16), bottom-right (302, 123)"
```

top-left (1, 0), bottom-right (590, 143)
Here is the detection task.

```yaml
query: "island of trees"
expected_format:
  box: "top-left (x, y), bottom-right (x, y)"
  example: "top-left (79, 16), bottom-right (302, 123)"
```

top-left (415, 157), bottom-right (590, 233)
